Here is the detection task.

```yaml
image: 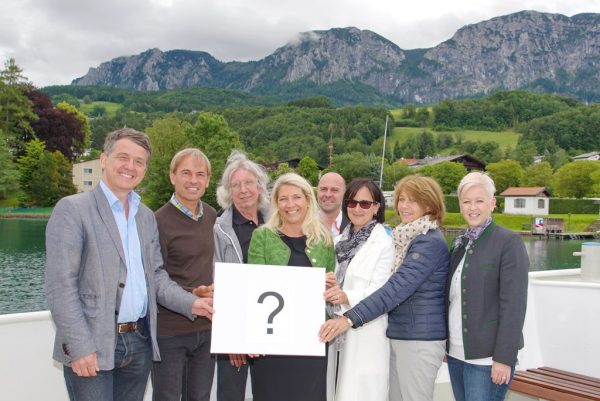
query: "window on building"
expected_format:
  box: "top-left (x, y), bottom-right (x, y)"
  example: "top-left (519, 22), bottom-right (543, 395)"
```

top-left (83, 168), bottom-right (93, 174)
top-left (538, 199), bottom-right (545, 209)
top-left (83, 181), bottom-right (93, 186)
top-left (514, 198), bottom-right (525, 208)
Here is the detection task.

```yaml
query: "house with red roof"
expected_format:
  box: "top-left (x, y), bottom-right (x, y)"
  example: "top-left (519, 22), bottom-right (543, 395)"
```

top-left (499, 187), bottom-right (551, 215)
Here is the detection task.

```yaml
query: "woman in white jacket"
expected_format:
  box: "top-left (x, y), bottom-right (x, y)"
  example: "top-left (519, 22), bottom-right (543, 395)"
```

top-left (323, 178), bottom-right (394, 401)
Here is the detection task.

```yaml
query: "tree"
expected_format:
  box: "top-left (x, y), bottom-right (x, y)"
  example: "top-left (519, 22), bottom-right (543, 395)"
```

top-left (486, 160), bottom-right (524, 193)
top-left (415, 108), bottom-right (430, 127)
top-left (511, 140), bottom-right (537, 167)
top-left (0, 129), bottom-right (19, 198)
top-left (184, 112), bottom-right (243, 208)
top-left (331, 152), bottom-right (372, 182)
top-left (26, 88), bottom-right (89, 161)
top-left (419, 161), bottom-right (467, 194)
top-left (296, 156), bottom-right (320, 186)
top-left (17, 139), bottom-right (75, 206)
top-left (143, 117), bottom-right (192, 209)
top-left (382, 162), bottom-right (412, 191)
top-left (269, 162), bottom-right (294, 181)
top-left (522, 161), bottom-right (553, 188)
top-left (552, 161), bottom-right (600, 198)
top-left (416, 131), bottom-right (436, 158)
top-left (0, 59), bottom-right (36, 156)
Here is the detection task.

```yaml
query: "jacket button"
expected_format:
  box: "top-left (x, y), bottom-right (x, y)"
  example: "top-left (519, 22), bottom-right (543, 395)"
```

top-left (462, 289), bottom-right (466, 293)
top-left (119, 283), bottom-right (125, 288)
top-left (463, 328), bottom-right (468, 333)
top-left (463, 314), bottom-right (467, 319)
top-left (468, 250), bottom-right (473, 254)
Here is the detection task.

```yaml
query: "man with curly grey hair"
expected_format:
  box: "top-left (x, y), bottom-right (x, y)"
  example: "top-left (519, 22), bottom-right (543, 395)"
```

top-left (213, 150), bottom-right (270, 401)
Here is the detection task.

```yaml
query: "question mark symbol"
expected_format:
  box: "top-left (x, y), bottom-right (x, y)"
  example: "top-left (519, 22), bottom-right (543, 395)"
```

top-left (257, 291), bottom-right (285, 334)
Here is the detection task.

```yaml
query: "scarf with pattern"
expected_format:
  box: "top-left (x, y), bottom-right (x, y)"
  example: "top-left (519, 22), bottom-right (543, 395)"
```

top-left (452, 216), bottom-right (492, 250)
top-left (392, 215), bottom-right (438, 271)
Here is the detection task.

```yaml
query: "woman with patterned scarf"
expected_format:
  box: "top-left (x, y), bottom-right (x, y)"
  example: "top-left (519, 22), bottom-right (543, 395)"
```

top-left (320, 178), bottom-right (393, 401)
top-left (320, 175), bottom-right (450, 401)
top-left (446, 172), bottom-right (528, 401)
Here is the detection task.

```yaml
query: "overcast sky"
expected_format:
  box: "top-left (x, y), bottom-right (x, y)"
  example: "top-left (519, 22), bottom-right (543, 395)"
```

top-left (1, 0), bottom-right (599, 87)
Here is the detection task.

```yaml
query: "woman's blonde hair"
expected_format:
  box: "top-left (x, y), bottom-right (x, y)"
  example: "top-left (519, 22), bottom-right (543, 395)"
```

top-left (265, 173), bottom-right (333, 247)
top-left (394, 174), bottom-right (446, 225)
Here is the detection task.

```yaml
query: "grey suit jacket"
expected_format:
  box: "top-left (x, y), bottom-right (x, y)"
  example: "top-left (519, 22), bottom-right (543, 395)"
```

top-left (45, 185), bottom-right (197, 370)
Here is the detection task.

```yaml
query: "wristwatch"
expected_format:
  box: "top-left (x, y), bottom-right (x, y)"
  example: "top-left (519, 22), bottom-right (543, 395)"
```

top-left (345, 317), bottom-right (354, 328)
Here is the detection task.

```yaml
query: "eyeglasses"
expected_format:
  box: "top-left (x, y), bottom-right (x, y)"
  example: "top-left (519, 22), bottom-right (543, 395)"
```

top-left (231, 180), bottom-right (257, 190)
top-left (346, 199), bottom-right (378, 209)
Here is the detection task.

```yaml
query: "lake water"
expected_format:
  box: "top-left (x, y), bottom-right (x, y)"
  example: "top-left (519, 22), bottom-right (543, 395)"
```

top-left (0, 218), bottom-right (591, 315)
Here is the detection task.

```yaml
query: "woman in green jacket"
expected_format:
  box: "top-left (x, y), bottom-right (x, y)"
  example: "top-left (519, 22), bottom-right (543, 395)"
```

top-left (248, 172), bottom-right (335, 401)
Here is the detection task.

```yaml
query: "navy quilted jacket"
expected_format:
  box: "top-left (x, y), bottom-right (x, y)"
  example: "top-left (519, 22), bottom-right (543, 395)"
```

top-left (345, 228), bottom-right (450, 341)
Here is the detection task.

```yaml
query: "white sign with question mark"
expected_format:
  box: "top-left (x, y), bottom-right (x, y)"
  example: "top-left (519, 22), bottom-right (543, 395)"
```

top-left (210, 262), bottom-right (326, 356)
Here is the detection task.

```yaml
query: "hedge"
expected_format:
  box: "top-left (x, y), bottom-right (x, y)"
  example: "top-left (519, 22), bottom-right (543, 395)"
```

top-left (444, 195), bottom-right (598, 214)
top-left (549, 198), bottom-right (599, 214)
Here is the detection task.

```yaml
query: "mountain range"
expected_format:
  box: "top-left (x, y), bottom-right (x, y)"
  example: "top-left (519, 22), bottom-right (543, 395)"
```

top-left (72, 10), bottom-right (600, 105)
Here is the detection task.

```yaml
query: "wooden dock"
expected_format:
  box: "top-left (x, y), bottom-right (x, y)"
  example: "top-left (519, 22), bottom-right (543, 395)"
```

top-left (546, 232), bottom-right (599, 240)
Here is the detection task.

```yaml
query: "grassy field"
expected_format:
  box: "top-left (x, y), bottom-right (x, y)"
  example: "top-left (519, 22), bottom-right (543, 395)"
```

top-left (78, 101), bottom-right (123, 117)
top-left (385, 210), bottom-right (599, 233)
top-left (390, 126), bottom-right (521, 152)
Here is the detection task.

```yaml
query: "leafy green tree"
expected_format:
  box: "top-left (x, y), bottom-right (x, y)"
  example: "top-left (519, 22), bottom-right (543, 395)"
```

top-left (269, 162), bottom-right (294, 181)
top-left (331, 152), bottom-right (372, 182)
top-left (17, 139), bottom-right (75, 206)
top-left (417, 131), bottom-right (436, 158)
top-left (287, 96), bottom-right (333, 109)
top-left (90, 104), bottom-right (107, 117)
top-left (590, 169), bottom-right (600, 197)
top-left (544, 148), bottom-right (569, 170)
top-left (419, 161), bottom-right (467, 194)
top-left (522, 161), bottom-right (554, 188)
top-left (511, 140), bottom-right (537, 167)
top-left (436, 132), bottom-right (454, 150)
top-left (0, 59), bottom-right (36, 156)
top-left (486, 160), bottom-right (524, 193)
top-left (296, 156), bottom-right (320, 186)
top-left (143, 117), bottom-right (192, 209)
top-left (552, 161), bottom-right (600, 198)
top-left (473, 141), bottom-right (502, 163)
top-left (415, 108), bottom-right (430, 127)
top-left (382, 162), bottom-right (413, 191)
top-left (184, 112), bottom-right (243, 208)
top-left (403, 104), bottom-right (416, 119)
top-left (0, 129), bottom-right (19, 198)
top-left (57, 101), bottom-right (91, 154)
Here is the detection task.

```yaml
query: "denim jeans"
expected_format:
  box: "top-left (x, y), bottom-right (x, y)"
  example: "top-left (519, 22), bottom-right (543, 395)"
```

top-left (151, 330), bottom-right (215, 401)
top-left (63, 325), bottom-right (152, 401)
top-left (447, 355), bottom-right (514, 401)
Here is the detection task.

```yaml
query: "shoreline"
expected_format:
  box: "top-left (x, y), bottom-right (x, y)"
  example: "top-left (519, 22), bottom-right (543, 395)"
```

top-left (0, 214), bottom-right (50, 220)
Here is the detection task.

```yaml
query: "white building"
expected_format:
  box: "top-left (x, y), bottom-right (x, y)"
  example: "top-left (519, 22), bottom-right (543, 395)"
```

top-left (72, 159), bottom-right (101, 193)
top-left (572, 151), bottom-right (600, 161)
top-left (500, 187), bottom-right (551, 215)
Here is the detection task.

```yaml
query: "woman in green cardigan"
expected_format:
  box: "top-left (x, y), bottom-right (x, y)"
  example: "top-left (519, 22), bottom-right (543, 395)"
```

top-left (248, 172), bottom-right (335, 401)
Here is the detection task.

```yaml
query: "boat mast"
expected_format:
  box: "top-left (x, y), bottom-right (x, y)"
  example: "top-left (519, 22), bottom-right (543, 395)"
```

top-left (379, 115), bottom-right (389, 187)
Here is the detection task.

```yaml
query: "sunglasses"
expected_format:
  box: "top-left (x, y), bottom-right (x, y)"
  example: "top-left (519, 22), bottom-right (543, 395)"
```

top-left (346, 199), bottom-right (378, 209)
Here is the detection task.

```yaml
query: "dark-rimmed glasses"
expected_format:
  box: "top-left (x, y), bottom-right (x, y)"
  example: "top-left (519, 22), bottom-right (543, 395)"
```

top-left (346, 199), bottom-right (378, 209)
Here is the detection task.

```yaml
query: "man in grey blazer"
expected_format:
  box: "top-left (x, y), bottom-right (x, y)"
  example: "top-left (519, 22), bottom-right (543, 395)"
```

top-left (45, 128), bottom-right (214, 401)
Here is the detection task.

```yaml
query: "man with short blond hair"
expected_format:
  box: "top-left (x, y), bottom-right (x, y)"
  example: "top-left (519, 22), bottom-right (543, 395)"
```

top-left (152, 147), bottom-right (217, 401)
